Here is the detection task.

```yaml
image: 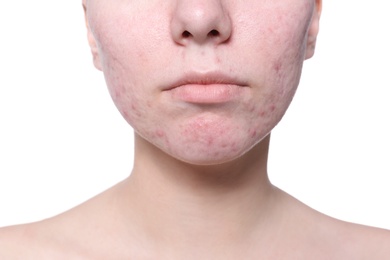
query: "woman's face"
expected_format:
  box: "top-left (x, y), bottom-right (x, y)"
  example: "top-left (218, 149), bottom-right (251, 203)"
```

top-left (84, 0), bottom-right (320, 165)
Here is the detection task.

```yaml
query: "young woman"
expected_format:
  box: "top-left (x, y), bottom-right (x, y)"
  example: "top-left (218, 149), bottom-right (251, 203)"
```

top-left (1, 0), bottom-right (389, 258)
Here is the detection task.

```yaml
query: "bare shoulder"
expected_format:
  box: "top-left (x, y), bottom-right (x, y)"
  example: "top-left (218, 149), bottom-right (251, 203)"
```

top-left (280, 191), bottom-right (390, 259)
top-left (305, 210), bottom-right (390, 259)
top-left (0, 186), bottom-right (130, 259)
top-left (0, 220), bottom-right (94, 259)
top-left (0, 224), bottom-right (27, 258)
top-left (340, 221), bottom-right (390, 259)
top-left (0, 223), bottom-right (52, 259)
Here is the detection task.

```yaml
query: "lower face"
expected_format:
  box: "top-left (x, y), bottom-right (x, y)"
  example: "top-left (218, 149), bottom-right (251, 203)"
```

top-left (87, 0), bottom-right (315, 165)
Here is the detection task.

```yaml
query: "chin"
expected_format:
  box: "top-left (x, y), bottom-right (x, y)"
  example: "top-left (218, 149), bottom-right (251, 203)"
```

top-left (172, 151), bottom-right (245, 166)
top-left (159, 135), bottom-right (264, 166)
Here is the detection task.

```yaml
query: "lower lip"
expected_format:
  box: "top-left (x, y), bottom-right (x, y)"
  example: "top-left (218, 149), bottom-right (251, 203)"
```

top-left (167, 84), bottom-right (245, 104)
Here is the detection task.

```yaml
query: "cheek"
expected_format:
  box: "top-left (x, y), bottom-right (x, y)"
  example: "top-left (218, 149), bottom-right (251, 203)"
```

top-left (261, 12), bottom-right (310, 118)
top-left (90, 19), bottom-right (156, 125)
top-left (90, 8), bottom-right (174, 125)
top-left (247, 3), bottom-right (311, 69)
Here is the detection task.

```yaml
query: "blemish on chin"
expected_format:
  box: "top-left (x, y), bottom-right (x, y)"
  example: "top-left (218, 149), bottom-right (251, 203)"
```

top-left (251, 129), bottom-right (257, 139)
top-left (155, 129), bottom-right (165, 138)
top-left (248, 128), bottom-right (257, 139)
top-left (258, 110), bottom-right (267, 117)
top-left (220, 142), bottom-right (228, 148)
top-left (230, 141), bottom-right (239, 152)
top-left (248, 104), bottom-right (256, 113)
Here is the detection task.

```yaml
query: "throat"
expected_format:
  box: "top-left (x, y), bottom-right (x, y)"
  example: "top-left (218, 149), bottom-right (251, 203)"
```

top-left (115, 134), bottom-right (277, 249)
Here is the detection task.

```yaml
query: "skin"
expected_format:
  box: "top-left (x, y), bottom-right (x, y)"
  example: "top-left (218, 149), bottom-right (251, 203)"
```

top-left (87, 0), bottom-right (315, 165)
top-left (1, 0), bottom-right (390, 259)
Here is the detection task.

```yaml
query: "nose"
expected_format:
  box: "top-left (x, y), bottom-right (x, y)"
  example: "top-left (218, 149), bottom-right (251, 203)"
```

top-left (170, 0), bottom-right (232, 46)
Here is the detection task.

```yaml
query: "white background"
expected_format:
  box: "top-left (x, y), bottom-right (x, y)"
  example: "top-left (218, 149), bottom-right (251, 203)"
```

top-left (1, 1), bottom-right (389, 229)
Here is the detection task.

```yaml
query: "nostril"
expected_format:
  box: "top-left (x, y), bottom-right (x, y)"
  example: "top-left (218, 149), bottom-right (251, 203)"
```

top-left (178, 28), bottom-right (225, 43)
top-left (182, 31), bottom-right (191, 38)
top-left (208, 29), bottom-right (220, 37)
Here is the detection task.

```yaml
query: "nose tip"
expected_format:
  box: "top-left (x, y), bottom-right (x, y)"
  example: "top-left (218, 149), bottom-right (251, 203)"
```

top-left (170, 1), bottom-right (232, 45)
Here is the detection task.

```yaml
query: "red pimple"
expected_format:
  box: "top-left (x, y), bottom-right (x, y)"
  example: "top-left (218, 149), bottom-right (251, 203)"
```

top-left (130, 103), bottom-right (142, 117)
top-left (258, 110), bottom-right (267, 117)
top-left (122, 110), bottom-right (129, 118)
top-left (221, 142), bottom-right (228, 148)
top-left (251, 130), bottom-right (257, 139)
top-left (156, 130), bottom-right (165, 138)
top-left (230, 142), bottom-right (238, 152)
top-left (273, 62), bottom-right (282, 73)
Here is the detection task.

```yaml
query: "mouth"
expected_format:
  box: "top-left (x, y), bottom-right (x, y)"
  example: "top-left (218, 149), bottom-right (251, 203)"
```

top-left (163, 72), bottom-right (248, 104)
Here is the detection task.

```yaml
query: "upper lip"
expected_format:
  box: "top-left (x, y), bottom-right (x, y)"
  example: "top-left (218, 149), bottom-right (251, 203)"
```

top-left (164, 71), bottom-right (247, 91)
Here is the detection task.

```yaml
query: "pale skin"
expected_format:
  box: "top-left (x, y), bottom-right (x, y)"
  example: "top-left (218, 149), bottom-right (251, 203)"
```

top-left (1, 0), bottom-right (390, 259)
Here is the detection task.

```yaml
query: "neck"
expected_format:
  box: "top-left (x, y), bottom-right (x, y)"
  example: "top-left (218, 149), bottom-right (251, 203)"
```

top-left (118, 134), bottom-right (279, 252)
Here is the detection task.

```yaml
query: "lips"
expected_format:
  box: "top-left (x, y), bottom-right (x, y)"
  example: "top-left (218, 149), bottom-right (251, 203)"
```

top-left (164, 72), bottom-right (248, 104)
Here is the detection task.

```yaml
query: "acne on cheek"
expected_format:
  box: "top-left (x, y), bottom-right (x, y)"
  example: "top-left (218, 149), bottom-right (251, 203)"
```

top-left (152, 129), bottom-right (172, 149)
top-left (273, 61), bottom-right (282, 74)
top-left (131, 103), bottom-right (143, 117)
top-left (253, 102), bottom-right (277, 118)
top-left (109, 81), bottom-right (128, 104)
top-left (238, 102), bottom-right (278, 148)
top-left (115, 98), bottom-right (144, 128)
